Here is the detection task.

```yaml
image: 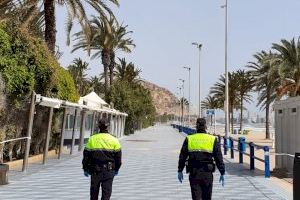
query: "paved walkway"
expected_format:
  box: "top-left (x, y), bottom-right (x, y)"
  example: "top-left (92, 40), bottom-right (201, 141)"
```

top-left (0, 125), bottom-right (292, 199)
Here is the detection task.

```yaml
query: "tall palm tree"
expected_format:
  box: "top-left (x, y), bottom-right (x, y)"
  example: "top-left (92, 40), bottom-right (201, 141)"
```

top-left (108, 23), bottom-right (135, 87)
top-left (247, 51), bottom-right (279, 139)
top-left (235, 69), bottom-right (254, 131)
top-left (272, 37), bottom-right (300, 97)
top-left (73, 15), bottom-right (112, 98)
top-left (2, 0), bottom-right (120, 53)
top-left (210, 72), bottom-right (239, 133)
top-left (72, 16), bottom-right (134, 100)
top-left (67, 58), bottom-right (90, 96)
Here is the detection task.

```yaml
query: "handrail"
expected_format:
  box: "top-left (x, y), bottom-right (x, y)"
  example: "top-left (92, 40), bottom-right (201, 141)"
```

top-left (171, 124), bottom-right (271, 178)
top-left (274, 153), bottom-right (295, 158)
top-left (0, 137), bottom-right (30, 145)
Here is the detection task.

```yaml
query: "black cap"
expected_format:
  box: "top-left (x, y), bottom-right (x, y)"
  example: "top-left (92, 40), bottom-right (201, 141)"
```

top-left (98, 118), bottom-right (110, 129)
top-left (196, 118), bottom-right (206, 126)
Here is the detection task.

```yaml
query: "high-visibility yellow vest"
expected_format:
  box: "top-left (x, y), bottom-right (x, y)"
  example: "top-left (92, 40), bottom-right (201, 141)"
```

top-left (85, 133), bottom-right (121, 151)
top-left (187, 133), bottom-right (216, 153)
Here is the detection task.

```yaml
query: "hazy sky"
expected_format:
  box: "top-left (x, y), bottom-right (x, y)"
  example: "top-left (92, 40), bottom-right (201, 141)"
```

top-left (57, 0), bottom-right (300, 114)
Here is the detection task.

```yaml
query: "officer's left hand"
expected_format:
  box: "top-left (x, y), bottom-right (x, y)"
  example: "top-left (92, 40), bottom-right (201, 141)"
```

top-left (219, 175), bottom-right (225, 187)
top-left (178, 172), bottom-right (183, 183)
top-left (84, 171), bottom-right (90, 177)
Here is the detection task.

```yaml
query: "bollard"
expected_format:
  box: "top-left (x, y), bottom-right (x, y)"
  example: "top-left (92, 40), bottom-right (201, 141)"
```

top-left (229, 137), bottom-right (234, 159)
top-left (263, 146), bottom-right (270, 178)
top-left (0, 164), bottom-right (9, 185)
top-left (249, 142), bottom-right (255, 170)
top-left (238, 139), bottom-right (243, 164)
top-left (223, 137), bottom-right (227, 155)
top-left (294, 153), bottom-right (300, 200)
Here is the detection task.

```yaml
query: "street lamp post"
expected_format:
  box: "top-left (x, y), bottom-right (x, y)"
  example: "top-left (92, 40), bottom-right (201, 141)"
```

top-left (192, 42), bottom-right (203, 118)
top-left (221, 0), bottom-right (230, 139)
top-left (177, 86), bottom-right (182, 126)
top-left (183, 67), bottom-right (191, 127)
top-left (179, 79), bottom-right (185, 127)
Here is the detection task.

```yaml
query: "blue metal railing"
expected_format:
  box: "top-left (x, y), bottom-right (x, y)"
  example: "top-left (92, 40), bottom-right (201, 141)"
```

top-left (171, 124), bottom-right (271, 178)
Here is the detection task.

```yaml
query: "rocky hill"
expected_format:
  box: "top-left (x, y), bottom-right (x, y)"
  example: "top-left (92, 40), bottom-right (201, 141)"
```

top-left (141, 81), bottom-right (178, 116)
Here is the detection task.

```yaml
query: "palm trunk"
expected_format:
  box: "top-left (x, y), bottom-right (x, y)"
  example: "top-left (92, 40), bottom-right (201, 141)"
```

top-left (44, 0), bottom-right (56, 54)
top-left (230, 104), bottom-right (234, 134)
top-left (265, 103), bottom-right (270, 139)
top-left (240, 97), bottom-right (243, 131)
top-left (8, 143), bottom-right (13, 161)
top-left (101, 50), bottom-right (111, 100)
top-left (109, 52), bottom-right (115, 87)
top-left (0, 145), bottom-right (3, 163)
top-left (265, 85), bottom-right (271, 139)
top-left (181, 100), bottom-right (184, 126)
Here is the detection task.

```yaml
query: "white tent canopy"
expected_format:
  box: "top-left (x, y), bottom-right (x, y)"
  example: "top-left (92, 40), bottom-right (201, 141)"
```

top-left (78, 91), bottom-right (108, 107)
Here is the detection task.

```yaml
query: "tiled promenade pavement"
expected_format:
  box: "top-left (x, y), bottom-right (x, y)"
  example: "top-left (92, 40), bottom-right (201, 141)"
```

top-left (0, 125), bottom-right (292, 200)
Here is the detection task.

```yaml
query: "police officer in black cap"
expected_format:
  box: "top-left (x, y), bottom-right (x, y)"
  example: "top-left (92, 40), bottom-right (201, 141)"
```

top-left (82, 118), bottom-right (122, 200)
top-left (178, 118), bottom-right (225, 200)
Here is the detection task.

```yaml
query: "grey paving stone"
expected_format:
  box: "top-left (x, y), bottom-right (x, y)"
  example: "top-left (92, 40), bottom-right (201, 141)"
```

top-left (0, 125), bottom-right (292, 199)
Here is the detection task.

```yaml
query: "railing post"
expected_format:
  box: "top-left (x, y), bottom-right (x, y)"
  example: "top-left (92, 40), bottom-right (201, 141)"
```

top-left (22, 91), bottom-right (36, 172)
top-left (264, 146), bottom-right (270, 178)
top-left (238, 139), bottom-right (243, 164)
top-left (294, 153), bottom-right (300, 200)
top-left (249, 142), bottom-right (255, 170)
top-left (58, 107), bottom-right (67, 159)
top-left (43, 107), bottom-right (54, 164)
top-left (229, 137), bottom-right (234, 159)
top-left (218, 135), bottom-right (221, 143)
top-left (223, 137), bottom-right (227, 155)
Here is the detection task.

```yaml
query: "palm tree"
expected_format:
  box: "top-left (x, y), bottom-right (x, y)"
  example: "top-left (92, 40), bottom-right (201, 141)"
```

top-left (67, 58), bottom-right (90, 96)
top-left (90, 76), bottom-right (104, 95)
top-left (272, 37), bottom-right (300, 97)
top-left (247, 51), bottom-right (279, 139)
top-left (210, 72), bottom-right (239, 133)
top-left (2, 0), bottom-right (120, 53)
top-left (108, 23), bottom-right (135, 87)
top-left (0, 1), bottom-right (44, 38)
top-left (115, 58), bottom-right (141, 83)
top-left (235, 69), bottom-right (254, 131)
top-left (201, 95), bottom-right (221, 110)
top-left (179, 97), bottom-right (189, 126)
top-left (72, 16), bottom-right (134, 100)
top-left (73, 15), bottom-right (111, 98)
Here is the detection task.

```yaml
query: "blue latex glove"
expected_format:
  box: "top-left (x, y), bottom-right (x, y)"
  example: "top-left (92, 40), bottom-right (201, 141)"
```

top-left (219, 175), bottom-right (225, 187)
top-left (114, 171), bottom-right (119, 176)
top-left (178, 172), bottom-right (183, 183)
top-left (84, 171), bottom-right (90, 177)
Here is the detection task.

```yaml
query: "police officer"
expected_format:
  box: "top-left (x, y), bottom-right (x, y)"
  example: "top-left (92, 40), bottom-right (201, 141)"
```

top-left (82, 118), bottom-right (122, 200)
top-left (177, 118), bottom-right (225, 200)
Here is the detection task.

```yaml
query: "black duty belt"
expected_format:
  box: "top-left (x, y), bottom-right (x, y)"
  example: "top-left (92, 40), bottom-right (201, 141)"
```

top-left (94, 162), bottom-right (114, 171)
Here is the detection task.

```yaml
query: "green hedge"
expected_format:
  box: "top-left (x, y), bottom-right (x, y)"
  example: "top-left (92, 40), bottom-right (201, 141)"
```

top-left (0, 23), bottom-right (79, 103)
top-left (0, 23), bottom-right (79, 162)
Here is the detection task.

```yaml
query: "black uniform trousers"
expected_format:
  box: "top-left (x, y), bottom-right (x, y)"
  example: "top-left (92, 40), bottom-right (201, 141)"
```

top-left (90, 173), bottom-right (114, 200)
top-left (189, 172), bottom-right (213, 200)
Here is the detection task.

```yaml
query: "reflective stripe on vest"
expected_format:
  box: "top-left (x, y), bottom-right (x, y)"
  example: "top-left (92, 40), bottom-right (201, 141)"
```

top-left (187, 133), bottom-right (216, 153)
top-left (85, 133), bottom-right (121, 151)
